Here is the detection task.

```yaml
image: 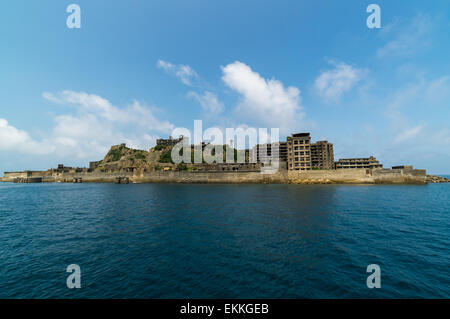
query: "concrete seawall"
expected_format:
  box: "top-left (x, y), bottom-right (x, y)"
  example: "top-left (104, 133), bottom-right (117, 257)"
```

top-left (1, 168), bottom-right (428, 184)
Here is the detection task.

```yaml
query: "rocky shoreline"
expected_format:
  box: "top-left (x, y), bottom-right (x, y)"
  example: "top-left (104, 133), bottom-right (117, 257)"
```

top-left (426, 175), bottom-right (450, 183)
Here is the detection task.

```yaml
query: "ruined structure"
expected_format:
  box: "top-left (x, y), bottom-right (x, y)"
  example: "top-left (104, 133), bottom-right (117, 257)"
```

top-left (251, 142), bottom-right (288, 164)
top-left (89, 161), bottom-right (102, 170)
top-left (335, 156), bottom-right (383, 169)
top-left (156, 136), bottom-right (184, 147)
top-left (311, 141), bottom-right (334, 170)
top-left (287, 133), bottom-right (312, 171)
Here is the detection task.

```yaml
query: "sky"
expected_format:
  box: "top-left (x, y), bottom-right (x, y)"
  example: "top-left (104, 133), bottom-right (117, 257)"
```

top-left (0, 0), bottom-right (449, 174)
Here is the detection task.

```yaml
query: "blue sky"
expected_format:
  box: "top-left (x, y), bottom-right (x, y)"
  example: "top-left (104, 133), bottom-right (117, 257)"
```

top-left (0, 0), bottom-right (449, 174)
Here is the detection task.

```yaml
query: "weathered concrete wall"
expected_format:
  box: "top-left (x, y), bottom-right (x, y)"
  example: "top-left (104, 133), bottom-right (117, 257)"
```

top-left (56, 171), bottom-right (131, 183)
top-left (138, 170), bottom-right (289, 184)
top-left (60, 168), bottom-right (426, 184)
top-left (372, 168), bottom-right (427, 184)
top-left (288, 169), bottom-right (374, 183)
top-left (1, 168), bottom-right (427, 184)
top-left (2, 170), bottom-right (56, 182)
top-left (29, 170), bottom-right (53, 177)
top-left (1, 172), bottom-right (28, 182)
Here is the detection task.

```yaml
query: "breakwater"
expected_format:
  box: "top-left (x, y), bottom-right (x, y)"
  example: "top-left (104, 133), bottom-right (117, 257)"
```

top-left (1, 167), bottom-right (428, 184)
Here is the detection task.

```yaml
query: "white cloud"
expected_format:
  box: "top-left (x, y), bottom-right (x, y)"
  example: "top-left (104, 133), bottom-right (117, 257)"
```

top-left (43, 91), bottom-right (174, 133)
top-left (0, 91), bottom-right (175, 163)
top-left (314, 62), bottom-right (364, 100)
top-left (394, 125), bottom-right (423, 143)
top-left (221, 61), bottom-right (304, 132)
top-left (157, 59), bottom-right (198, 86)
top-left (377, 14), bottom-right (432, 58)
top-left (0, 119), bottom-right (54, 155)
top-left (188, 91), bottom-right (224, 115)
top-left (372, 74), bottom-right (450, 171)
top-left (425, 76), bottom-right (450, 104)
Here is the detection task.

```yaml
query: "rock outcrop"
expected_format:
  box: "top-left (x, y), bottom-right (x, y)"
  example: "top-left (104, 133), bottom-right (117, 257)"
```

top-left (426, 175), bottom-right (450, 183)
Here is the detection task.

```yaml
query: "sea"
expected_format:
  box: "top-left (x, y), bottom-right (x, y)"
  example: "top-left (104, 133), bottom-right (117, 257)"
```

top-left (0, 179), bottom-right (449, 298)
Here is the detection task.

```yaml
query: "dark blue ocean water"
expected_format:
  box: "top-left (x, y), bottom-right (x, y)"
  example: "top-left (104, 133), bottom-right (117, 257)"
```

top-left (0, 181), bottom-right (449, 298)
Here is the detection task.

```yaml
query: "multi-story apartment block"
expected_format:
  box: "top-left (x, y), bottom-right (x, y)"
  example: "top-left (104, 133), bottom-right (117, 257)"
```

top-left (311, 141), bottom-right (334, 170)
top-left (287, 133), bottom-right (312, 170)
top-left (250, 142), bottom-right (288, 164)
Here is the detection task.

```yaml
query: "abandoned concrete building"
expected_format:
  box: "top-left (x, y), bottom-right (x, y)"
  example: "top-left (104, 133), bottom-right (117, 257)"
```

top-left (250, 142), bottom-right (288, 164)
top-left (89, 161), bottom-right (102, 170)
top-left (311, 141), bottom-right (334, 170)
top-left (156, 136), bottom-right (184, 147)
top-left (191, 162), bottom-right (262, 172)
top-left (335, 156), bottom-right (383, 169)
top-left (250, 134), bottom-right (334, 171)
top-left (287, 133), bottom-right (312, 171)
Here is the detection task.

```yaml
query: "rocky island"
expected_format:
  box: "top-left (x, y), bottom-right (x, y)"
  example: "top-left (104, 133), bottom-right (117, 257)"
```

top-left (2, 133), bottom-right (448, 185)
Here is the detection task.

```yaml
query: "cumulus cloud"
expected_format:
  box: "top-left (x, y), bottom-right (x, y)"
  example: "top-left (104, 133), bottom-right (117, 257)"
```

top-left (43, 91), bottom-right (174, 133)
top-left (314, 62), bottom-right (364, 100)
top-left (188, 91), bottom-right (224, 115)
top-left (0, 91), bottom-right (175, 163)
top-left (157, 59), bottom-right (198, 86)
top-left (0, 119), bottom-right (54, 155)
top-left (221, 61), bottom-right (304, 132)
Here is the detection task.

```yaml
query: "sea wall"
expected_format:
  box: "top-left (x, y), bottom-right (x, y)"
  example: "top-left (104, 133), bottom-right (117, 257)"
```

top-left (1, 171), bottom-right (54, 182)
top-left (289, 168), bottom-right (374, 183)
top-left (57, 168), bottom-right (427, 184)
top-left (1, 172), bottom-right (28, 182)
top-left (1, 168), bottom-right (427, 184)
top-left (288, 168), bottom-right (426, 184)
top-left (138, 170), bottom-right (289, 184)
top-left (372, 168), bottom-right (427, 184)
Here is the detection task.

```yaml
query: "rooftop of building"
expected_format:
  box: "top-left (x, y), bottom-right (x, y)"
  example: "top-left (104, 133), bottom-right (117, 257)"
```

top-left (337, 156), bottom-right (378, 161)
top-left (291, 133), bottom-right (311, 138)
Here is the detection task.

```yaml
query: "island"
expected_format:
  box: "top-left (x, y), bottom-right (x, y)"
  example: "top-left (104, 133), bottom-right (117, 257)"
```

top-left (1, 132), bottom-right (449, 185)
